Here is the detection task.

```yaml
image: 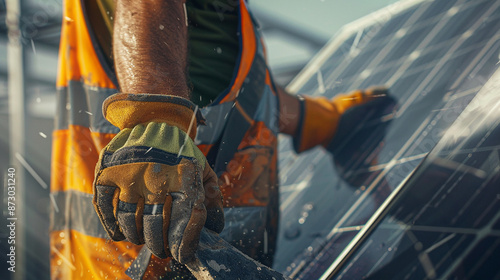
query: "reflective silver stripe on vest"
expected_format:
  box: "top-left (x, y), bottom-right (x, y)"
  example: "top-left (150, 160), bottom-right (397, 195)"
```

top-left (254, 85), bottom-right (279, 135)
top-left (56, 80), bottom-right (119, 133)
top-left (195, 102), bottom-right (234, 146)
top-left (50, 190), bottom-right (108, 238)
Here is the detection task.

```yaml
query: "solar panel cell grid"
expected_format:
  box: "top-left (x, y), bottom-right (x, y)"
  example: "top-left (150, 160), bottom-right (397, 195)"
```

top-left (369, 8), bottom-right (419, 43)
top-left (417, 0), bottom-right (458, 22)
top-left (450, 236), bottom-right (500, 279)
top-left (332, 70), bottom-right (500, 279)
top-left (427, 1), bottom-right (493, 45)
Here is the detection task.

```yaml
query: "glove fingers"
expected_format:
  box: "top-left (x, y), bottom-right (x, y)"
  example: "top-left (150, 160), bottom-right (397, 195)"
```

top-left (143, 196), bottom-right (171, 259)
top-left (168, 192), bottom-right (206, 264)
top-left (205, 207), bottom-right (224, 234)
top-left (365, 86), bottom-right (389, 98)
top-left (162, 195), bottom-right (172, 259)
top-left (202, 164), bottom-right (225, 234)
top-left (93, 185), bottom-right (125, 241)
top-left (116, 198), bottom-right (145, 245)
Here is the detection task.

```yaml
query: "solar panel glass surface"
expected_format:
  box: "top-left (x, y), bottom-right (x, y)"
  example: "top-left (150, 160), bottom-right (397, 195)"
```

top-left (335, 69), bottom-right (500, 280)
top-left (274, 0), bottom-right (500, 278)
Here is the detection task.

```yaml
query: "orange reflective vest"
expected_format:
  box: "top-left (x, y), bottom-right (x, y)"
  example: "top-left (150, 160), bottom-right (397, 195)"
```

top-left (50, 0), bottom-right (279, 278)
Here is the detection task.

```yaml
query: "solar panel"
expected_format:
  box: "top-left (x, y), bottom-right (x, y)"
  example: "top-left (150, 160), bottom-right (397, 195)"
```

top-left (273, 0), bottom-right (500, 278)
top-left (333, 68), bottom-right (500, 280)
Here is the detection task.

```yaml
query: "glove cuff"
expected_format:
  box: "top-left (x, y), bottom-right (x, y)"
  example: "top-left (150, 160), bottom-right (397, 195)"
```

top-left (293, 87), bottom-right (390, 153)
top-left (293, 95), bottom-right (338, 153)
top-left (103, 93), bottom-right (205, 140)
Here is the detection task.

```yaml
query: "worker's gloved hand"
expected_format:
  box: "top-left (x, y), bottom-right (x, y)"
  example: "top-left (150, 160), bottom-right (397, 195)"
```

top-left (293, 87), bottom-right (394, 154)
top-left (92, 93), bottom-right (224, 264)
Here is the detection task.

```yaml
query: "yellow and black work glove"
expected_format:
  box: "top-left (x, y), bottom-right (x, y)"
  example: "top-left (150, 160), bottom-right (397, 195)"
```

top-left (92, 93), bottom-right (224, 264)
top-left (293, 87), bottom-right (395, 154)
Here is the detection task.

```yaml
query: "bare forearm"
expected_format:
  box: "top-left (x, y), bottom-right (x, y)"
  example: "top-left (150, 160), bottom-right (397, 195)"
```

top-left (277, 86), bottom-right (300, 136)
top-left (114, 0), bottom-right (189, 98)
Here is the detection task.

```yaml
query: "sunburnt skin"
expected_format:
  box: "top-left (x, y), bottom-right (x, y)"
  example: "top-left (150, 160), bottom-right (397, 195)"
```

top-left (114, 0), bottom-right (190, 98)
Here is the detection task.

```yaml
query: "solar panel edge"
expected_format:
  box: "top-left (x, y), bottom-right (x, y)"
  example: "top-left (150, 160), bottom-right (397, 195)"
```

top-left (319, 166), bottom-right (417, 280)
